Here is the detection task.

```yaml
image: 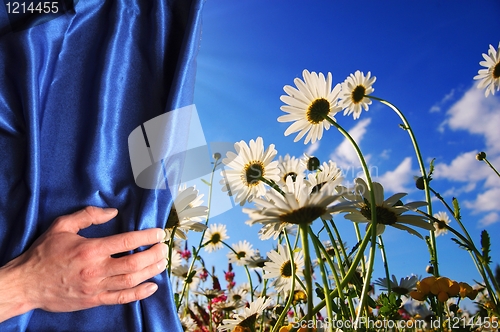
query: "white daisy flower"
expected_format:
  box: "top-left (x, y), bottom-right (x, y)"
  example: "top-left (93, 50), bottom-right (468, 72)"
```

top-left (227, 240), bottom-right (255, 266)
top-left (165, 185), bottom-right (208, 240)
top-left (203, 223), bottom-right (229, 252)
top-left (433, 211), bottom-right (451, 237)
top-left (263, 244), bottom-right (304, 295)
top-left (474, 42), bottom-right (500, 97)
top-left (254, 221), bottom-right (297, 241)
top-left (339, 70), bottom-right (376, 119)
top-left (179, 315), bottom-right (197, 332)
top-left (171, 265), bottom-right (200, 291)
top-left (244, 250), bottom-right (269, 269)
top-left (220, 137), bottom-right (280, 205)
top-left (277, 154), bottom-right (306, 186)
top-left (166, 250), bottom-right (183, 271)
top-left (244, 176), bottom-right (341, 228)
top-left (227, 286), bottom-right (249, 303)
top-left (306, 160), bottom-right (343, 194)
top-left (218, 296), bottom-right (273, 331)
top-left (278, 69), bottom-right (342, 144)
top-left (337, 178), bottom-right (434, 238)
top-left (374, 274), bottom-right (419, 296)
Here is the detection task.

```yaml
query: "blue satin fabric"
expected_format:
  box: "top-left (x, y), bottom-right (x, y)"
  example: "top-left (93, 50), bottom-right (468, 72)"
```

top-left (0, 0), bottom-right (203, 330)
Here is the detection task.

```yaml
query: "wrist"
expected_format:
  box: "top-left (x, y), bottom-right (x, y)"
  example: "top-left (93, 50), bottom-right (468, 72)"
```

top-left (0, 257), bottom-right (35, 323)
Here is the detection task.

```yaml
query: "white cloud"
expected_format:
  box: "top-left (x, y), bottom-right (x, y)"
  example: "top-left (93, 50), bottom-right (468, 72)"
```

top-left (374, 157), bottom-right (414, 193)
top-left (329, 118), bottom-right (371, 170)
top-left (435, 85), bottom-right (500, 227)
top-left (380, 149), bottom-right (391, 159)
top-left (464, 187), bottom-right (500, 213)
top-left (305, 140), bottom-right (320, 156)
top-left (434, 150), bottom-right (487, 183)
top-left (429, 88), bottom-right (455, 113)
top-left (442, 86), bottom-right (500, 153)
top-left (441, 182), bottom-right (477, 198)
top-left (479, 212), bottom-right (500, 227)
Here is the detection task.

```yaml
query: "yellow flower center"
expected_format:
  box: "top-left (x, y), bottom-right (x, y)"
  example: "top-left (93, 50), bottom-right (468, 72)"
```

top-left (210, 232), bottom-right (221, 244)
top-left (493, 62), bottom-right (500, 79)
top-left (280, 260), bottom-right (295, 278)
top-left (351, 85), bottom-right (366, 103)
top-left (243, 161), bottom-right (265, 187)
top-left (279, 206), bottom-right (327, 225)
top-left (392, 286), bottom-right (410, 296)
top-left (165, 206), bottom-right (180, 228)
top-left (360, 204), bottom-right (398, 225)
top-left (436, 220), bottom-right (446, 230)
top-left (236, 314), bottom-right (257, 329)
top-left (283, 172), bottom-right (297, 182)
top-left (306, 98), bottom-right (330, 124)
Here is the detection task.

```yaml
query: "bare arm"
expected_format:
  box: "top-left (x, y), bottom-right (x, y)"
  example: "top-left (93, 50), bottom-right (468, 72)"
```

top-left (0, 206), bottom-right (167, 323)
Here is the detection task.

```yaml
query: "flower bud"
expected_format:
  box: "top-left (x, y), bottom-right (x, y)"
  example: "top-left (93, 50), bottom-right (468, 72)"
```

top-left (476, 151), bottom-right (486, 161)
top-left (425, 265), bottom-right (434, 274)
top-left (307, 156), bottom-right (320, 171)
top-left (415, 177), bottom-right (425, 190)
top-left (213, 152), bottom-right (222, 160)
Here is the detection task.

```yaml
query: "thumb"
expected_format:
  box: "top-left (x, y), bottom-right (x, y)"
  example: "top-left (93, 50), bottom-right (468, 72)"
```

top-left (51, 206), bottom-right (118, 234)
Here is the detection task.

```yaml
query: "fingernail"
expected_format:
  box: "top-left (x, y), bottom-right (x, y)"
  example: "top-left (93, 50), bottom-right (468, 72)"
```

top-left (161, 243), bottom-right (168, 257)
top-left (157, 229), bottom-right (167, 242)
top-left (157, 258), bottom-right (167, 271)
top-left (145, 283), bottom-right (158, 295)
top-left (103, 208), bottom-right (118, 215)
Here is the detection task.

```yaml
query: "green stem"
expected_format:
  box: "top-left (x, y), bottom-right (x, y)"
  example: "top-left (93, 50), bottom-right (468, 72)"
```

top-left (290, 224), bottom-right (374, 332)
top-left (352, 223), bottom-right (367, 276)
top-left (325, 115), bottom-right (378, 322)
top-left (429, 187), bottom-right (500, 310)
top-left (222, 241), bottom-right (254, 302)
top-left (378, 236), bottom-right (391, 294)
top-left (309, 227), bottom-right (336, 328)
top-left (329, 219), bottom-right (349, 263)
top-left (369, 95), bottom-right (439, 276)
top-left (423, 210), bottom-right (500, 311)
top-left (177, 156), bottom-right (221, 307)
top-left (272, 232), bottom-right (297, 332)
top-left (167, 226), bottom-right (176, 277)
top-left (482, 157), bottom-right (500, 178)
top-left (322, 219), bottom-right (356, 318)
top-left (259, 176), bottom-right (286, 196)
top-left (299, 224), bottom-right (313, 331)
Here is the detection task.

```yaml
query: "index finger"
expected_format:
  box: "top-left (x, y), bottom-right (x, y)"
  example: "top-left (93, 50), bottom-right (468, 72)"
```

top-left (97, 228), bottom-right (166, 256)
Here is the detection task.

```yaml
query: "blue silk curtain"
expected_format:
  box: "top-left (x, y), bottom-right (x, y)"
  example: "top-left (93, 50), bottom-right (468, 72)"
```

top-left (0, 0), bottom-right (203, 330)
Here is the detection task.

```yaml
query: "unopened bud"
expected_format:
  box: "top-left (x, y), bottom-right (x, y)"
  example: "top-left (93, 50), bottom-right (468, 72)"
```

top-left (415, 177), bottom-right (425, 190)
top-left (213, 152), bottom-right (222, 160)
top-left (426, 265), bottom-right (434, 274)
top-left (307, 157), bottom-right (320, 171)
top-left (476, 152), bottom-right (486, 161)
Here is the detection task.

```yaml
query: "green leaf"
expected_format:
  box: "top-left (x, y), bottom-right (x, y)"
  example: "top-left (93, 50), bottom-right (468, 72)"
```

top-left (451, 238), bottom-right (472, 252)
top-left (481, 230), bottom-right (492, 264)
top-left (452, 197), bottom-right (461, 220)
top-left (428, 158), bottom-right (435, 178)
top-left (200, 178), bottom-right (211, 186)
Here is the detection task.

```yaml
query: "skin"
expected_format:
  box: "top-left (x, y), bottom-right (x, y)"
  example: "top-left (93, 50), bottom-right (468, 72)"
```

top-left (0, 206), bottom-right (168, 323)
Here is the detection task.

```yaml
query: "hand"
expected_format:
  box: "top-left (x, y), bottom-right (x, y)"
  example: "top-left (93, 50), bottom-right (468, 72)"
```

top-left (0, 206), bottom-right (167, 322)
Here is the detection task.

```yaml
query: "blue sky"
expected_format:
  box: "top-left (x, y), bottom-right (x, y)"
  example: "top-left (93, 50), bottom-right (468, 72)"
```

top-left (190, 0), bottom-right (500, 299)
